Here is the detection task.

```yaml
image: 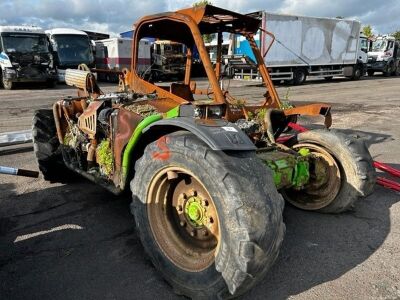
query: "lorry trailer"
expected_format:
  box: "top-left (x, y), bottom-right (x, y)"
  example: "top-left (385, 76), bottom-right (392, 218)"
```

top-left (95, 38), bottom-right (135, 82)
top-left (230, 12), bottom-right (368, 84)
top-left (46, 28), bottom-right (95, 82)
top-left (0, 26), bottom-right (57, 89)
top-left (95, 38), bottom-right (151, 82)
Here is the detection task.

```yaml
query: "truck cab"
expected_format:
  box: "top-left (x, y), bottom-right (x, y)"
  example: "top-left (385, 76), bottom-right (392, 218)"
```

top-left (46, 28), bottom-right (95, 82)
top-left (367, 35), bottom-right (400, 76)
top-left (151, 40), bottom-right (186, 80)
top-left (0, 25), bottom-right (56, 89)
top-left (358, 34), bottom-right (369, 63)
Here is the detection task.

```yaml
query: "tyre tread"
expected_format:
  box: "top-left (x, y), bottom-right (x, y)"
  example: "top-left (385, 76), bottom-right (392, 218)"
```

top-left (32, 109), bottom-right (70, 182)
top-left (130, 132), bottom-right (285, 299)
top-left (294, 129), bottom-right (376, 213)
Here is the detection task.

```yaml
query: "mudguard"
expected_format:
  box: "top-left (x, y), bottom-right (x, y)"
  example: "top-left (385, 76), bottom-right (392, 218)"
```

top-left (143, 117), bottom-right (256, 151)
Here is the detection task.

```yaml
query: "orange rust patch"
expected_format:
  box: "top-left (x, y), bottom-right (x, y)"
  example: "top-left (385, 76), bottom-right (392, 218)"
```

top-left (152, 136), bottom-right (171, 161)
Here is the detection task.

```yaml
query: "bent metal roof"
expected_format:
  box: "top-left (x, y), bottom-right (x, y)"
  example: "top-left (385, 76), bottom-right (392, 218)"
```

top-left (134, 5), bottom-right (261, 46)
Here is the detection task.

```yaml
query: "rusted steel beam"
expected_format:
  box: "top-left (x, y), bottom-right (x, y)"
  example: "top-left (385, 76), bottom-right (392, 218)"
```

top-left (283, 104), bottom-right (331, 117)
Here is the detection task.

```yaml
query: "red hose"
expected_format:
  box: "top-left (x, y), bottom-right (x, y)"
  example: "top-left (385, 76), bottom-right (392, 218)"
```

top-left (288, 122), bottom-right (308, 132)
top-left (374, 161), bottom-right (400, 178)
top-left (376, 177), bottom-right (400, 192)
top-left (276, 135), bottom-right (293, 143)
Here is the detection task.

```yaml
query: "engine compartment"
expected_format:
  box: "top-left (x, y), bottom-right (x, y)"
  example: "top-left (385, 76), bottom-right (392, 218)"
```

top-left (56, 92), bottom-right (162, 186)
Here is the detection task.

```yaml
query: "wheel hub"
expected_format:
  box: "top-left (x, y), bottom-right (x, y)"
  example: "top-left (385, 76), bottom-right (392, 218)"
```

top-left (176, 189), bottom-right (216, 239)
top-left (147, 167), bottom-right (219, 272)
top-left (283, 143), bottom-right (341, 210)
top-left (184, 196), bottom-right (207, 227)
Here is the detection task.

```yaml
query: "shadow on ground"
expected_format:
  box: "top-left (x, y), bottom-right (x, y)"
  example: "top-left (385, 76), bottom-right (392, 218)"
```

top-left (0, 182), bottom-right (177, 300)
top-left (245, 183), bottom-right (399, 299)
top-left (0, 172), bottom-right (399, 299)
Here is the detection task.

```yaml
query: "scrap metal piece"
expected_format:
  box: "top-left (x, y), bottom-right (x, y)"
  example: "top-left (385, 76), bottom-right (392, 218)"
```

top-left (0, 130), bottom-right (32, 147)
top-left (283, 103), bottom-right (331, 117)
top-left (65, 67), bottom-right (102, 97)
top-left (284, 104), bottom-right (332, 128)
top-left (78, 101), bottom-right (104, 139)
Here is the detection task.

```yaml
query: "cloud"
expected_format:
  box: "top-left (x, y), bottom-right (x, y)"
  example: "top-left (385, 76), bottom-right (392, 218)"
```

top-left (0, 0), bottom-right (399, 36)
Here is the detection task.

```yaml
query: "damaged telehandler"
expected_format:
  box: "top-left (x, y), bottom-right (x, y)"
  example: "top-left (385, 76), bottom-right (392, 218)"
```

top-left (32, 5), bottom-right (376, 299)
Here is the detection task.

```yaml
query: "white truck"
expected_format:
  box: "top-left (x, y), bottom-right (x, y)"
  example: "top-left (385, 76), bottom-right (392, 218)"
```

top-left (0, 25), bottom-right (57, 89)
top-left (95, 38), bottom-right (151, 82)
top-left (367, 35), bottom-right (400, 76)
top-left (46, 28), bottom-right (95, 82)
top-left (94, 38), bottom-right (185, 81)
top-left (229, 12), bottom-right (368, 85)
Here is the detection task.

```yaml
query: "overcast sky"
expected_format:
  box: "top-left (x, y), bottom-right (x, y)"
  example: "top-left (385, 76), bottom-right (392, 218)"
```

top-left (0, 0), bottom-right (399, 36)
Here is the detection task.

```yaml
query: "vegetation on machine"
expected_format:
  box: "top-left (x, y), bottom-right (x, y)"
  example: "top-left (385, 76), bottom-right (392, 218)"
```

top-left (96, 139), bottom-right (113, 177)
top-left (32, 4), bottom-right (376, 299)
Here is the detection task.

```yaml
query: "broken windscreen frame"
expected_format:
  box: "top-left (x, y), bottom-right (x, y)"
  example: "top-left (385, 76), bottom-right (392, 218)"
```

top-left (1, 33), bottom-right (49, 54)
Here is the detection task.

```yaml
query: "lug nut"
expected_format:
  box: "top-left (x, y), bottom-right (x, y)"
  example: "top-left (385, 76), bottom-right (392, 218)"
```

top-left (180, 221), bottom-right (186, 227)
top-left (190, 230), bottom-right (196, 237)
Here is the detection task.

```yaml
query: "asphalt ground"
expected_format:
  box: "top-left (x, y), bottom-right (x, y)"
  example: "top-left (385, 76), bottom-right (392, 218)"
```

top-left (0, 75), bottom-right (399, 299)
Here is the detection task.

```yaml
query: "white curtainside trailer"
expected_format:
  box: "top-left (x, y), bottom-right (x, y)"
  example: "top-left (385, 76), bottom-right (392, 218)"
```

top-left (95, 38), bottom-right (151, 82)
top-left (232, 12), bottom-right (368, 84)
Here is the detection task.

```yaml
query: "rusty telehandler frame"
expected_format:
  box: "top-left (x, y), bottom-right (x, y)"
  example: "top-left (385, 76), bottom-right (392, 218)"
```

top-left (32, 5), bottom-right (376, 299)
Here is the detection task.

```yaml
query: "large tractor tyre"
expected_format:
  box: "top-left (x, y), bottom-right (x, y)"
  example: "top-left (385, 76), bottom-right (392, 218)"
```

top-left (283, 129), bottom-right (376, 213)
top-left (130, 132), bottom-right (285, 299)
top-left (292, 68), bottom-right (307, 85)
top-left (2, 77), bottom-right (14, 90)
top-left (32, 109), bottom-right (70, 182)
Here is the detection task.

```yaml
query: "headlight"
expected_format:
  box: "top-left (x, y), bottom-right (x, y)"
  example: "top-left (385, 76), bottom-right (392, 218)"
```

top-left (194, 107), bottom-right (202, 118)
top-left (207, 106), bottom-right (224, 118)
top-left (5, 68), bottom-right (16, 74)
